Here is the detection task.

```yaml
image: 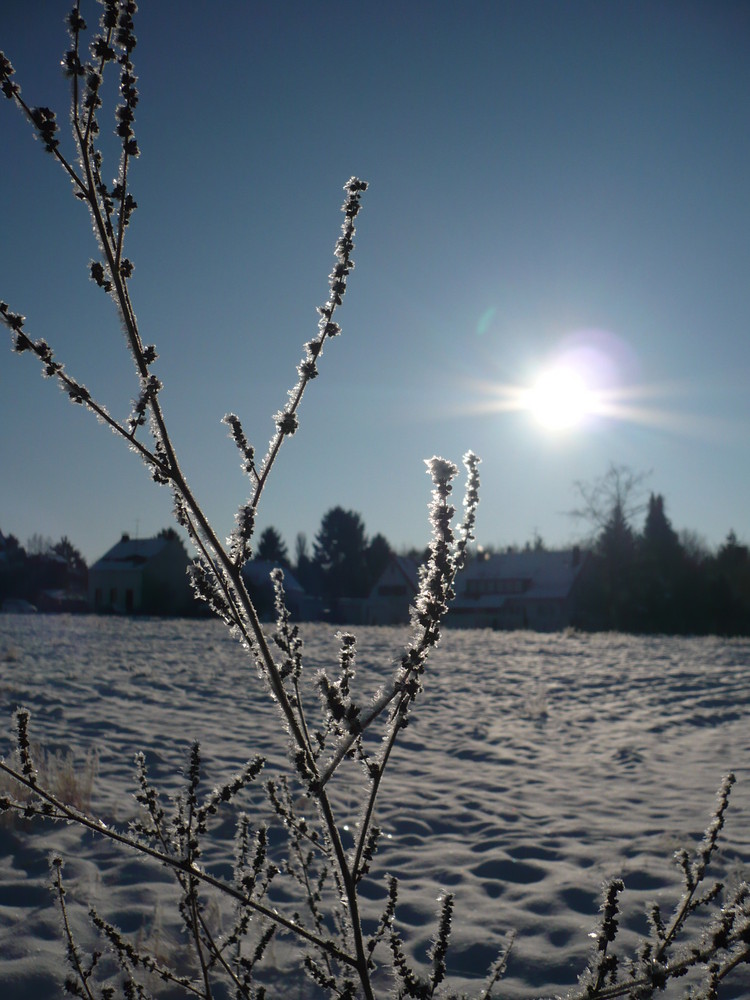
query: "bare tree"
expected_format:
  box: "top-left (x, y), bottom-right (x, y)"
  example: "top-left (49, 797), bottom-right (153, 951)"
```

top-left (569, 462), bottom-right (650, 539)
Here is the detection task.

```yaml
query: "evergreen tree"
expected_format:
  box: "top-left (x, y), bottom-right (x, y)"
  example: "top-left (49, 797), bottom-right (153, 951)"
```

top-left (313, 507), bottom-right (369, 603)
top-left (597, 498), bottom-right (638, 630)
top-left (642, 494), bottom-right (680, 557)
top-left (366, 532), bottom-right (392, 591)
top-left (256, 526), bottom-right (289, 566)
top-left (636, 494), bottom-right (685, 631)
top-left (293, 532), bottom-right (318, 594)
top-left (0, 532), bottom-right (27, 603)
top-left (570, 464), bottom-right (647, 630)
top-left (710, 530), bottom-right (750, 634)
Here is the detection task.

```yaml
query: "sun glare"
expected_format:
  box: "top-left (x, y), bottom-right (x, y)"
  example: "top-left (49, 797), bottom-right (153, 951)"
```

top-left (460, 329), bottom-right (722, 442)
top-left (524, 366), bottom-right (596, 431)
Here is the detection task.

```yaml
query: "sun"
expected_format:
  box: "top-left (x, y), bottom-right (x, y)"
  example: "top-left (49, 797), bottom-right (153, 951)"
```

top-left (461, 329), bottom-right (713, 440)
top-left (524, 366), bottom-right (596, 431)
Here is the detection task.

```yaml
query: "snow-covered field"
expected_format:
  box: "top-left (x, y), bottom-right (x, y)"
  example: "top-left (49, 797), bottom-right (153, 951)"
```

top-left (1, 616), bottom-right (749, 999)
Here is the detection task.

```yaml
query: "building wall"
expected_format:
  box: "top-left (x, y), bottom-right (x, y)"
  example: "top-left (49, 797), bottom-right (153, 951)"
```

top-left (366, 558), bottom-right (418, 625)
top-left (89, 569), bottom-right (143, 613)
top-left (141, 543), bottom-right (191, 615)
top-left (88, 539), bottom-right (191, 615)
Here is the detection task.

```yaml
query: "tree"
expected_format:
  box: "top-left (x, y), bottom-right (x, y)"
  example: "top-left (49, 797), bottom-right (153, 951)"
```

top-left (255, 526), bottom-right (289, 566)
top-left (641, 494), bottom-right (681, 564)
top-left (598, 495), bottom-right (637, 573)
top-left (523, 530), bottom-right (545, 553)
top-left (293, 531), bottom-right (318, 594)
top-left (26, 533), bottom-right (53, 557)
top-left (49, 535), bottom-right (88, 594)
top-left (0, 531), bottom-right (25, 562)
top-left (569, 464), bottom-right (648, 630)
top-left (366, 532), bottom-right (392, 589)
top-left (0, 532), bottom-right (27, 603)
top-left (313, 506), bottom-right (369, 603)
top-left (636, 494), bottom-right (686, 631)
top-left (52, 536), bottom-right (87, 573)
top-left (716, 530), bottom-right (749, 574)
top-left (679, 529), bottom-right (711, 565)
top-left (570, 463), bottom-right (649, 538)
top-left (709, 531), bottom-right (750, 634)
top-left (294, 532), bottom-right (308, 566)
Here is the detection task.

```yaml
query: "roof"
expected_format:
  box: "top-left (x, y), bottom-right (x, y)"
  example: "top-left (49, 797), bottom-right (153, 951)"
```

top-left (242, 560), bottom-right (304, 594)
top-left (392, 556), bottom-right (420, 592)
top-left (90, 535), bottom-right (179, 572)
top-left (457, 548), bottom-right (586, 602)
top-left (368, 555), bottom-right (420, 600)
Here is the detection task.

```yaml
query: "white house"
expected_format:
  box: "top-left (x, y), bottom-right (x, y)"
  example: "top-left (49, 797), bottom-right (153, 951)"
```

top-left (449, 548), bottom-right (587, 631)
top-left (89, 533), bottom-right (192, 615)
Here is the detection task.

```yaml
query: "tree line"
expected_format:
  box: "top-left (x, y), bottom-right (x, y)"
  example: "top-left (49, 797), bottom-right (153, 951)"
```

top-left (0, 533), bottom-right (88, 608)
top-left (567, 465), bottom-right (750, 635)
top-left (252, 506), bottom-right (397, 608)
top-left (0, 510), bottom-right (398, 613)
top-left (3, 470), bottom-right (750, 633)
top-left (244, 475), bottom-right (750, 635)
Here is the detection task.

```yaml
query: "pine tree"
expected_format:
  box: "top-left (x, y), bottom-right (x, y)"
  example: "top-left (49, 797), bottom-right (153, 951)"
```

top-left (256, 526), bottom-right (289, 567)
top-left (313, 507), bottom-right (369, 604)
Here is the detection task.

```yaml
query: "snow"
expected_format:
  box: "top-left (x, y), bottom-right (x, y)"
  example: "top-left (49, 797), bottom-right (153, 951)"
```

top-left (1, 616), bottom-right (749, 998)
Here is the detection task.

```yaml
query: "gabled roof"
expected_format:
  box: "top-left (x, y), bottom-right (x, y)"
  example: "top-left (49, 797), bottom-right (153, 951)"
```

top-left (391, 556), bottom-right (420, 592)
top-left (242, 560), bottom-right (305, 594)
top-left (459, 548), bottom-right (586, 601)
top-left (90, 535), bottom-right (179, 573)
top-left (368, 555), bottom-right (420, 600)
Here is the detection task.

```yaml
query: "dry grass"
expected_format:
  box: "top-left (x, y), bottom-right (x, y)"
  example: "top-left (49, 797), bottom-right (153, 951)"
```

top-left (0, 742), bottom-right (98, 820)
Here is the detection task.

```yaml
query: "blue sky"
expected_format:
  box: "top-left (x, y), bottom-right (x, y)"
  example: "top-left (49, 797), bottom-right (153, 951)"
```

top-left (2, 2), bottom-right (749, 564)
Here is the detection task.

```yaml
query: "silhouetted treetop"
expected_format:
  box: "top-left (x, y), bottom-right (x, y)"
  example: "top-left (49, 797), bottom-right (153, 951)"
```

top-left (314, 506), bottom-right (369, 600)
top-left (256, 525), bottom-right (289, 566)
top-left (52, 536), bottom-right (87, 571)
top-left (570, 463), bottom-right (650, 537)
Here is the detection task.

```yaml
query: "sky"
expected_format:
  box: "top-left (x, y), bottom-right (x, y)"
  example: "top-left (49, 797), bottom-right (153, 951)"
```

top-left (1, 1), bottom-right (749, 566)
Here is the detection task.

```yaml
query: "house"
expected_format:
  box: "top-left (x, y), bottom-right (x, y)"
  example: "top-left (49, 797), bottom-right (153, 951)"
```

top-left (366, 556), bottom-right (420, 625)
top-left (89, 533), bottom-right (192, 615)
top-left (449, 547), bottom-right (587, 631)
top-left (241, 560), bottom-right (320, 621)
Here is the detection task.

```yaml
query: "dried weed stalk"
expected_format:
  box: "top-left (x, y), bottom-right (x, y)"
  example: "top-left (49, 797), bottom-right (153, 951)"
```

top-left (1, 4), bottom-right (749, 998)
